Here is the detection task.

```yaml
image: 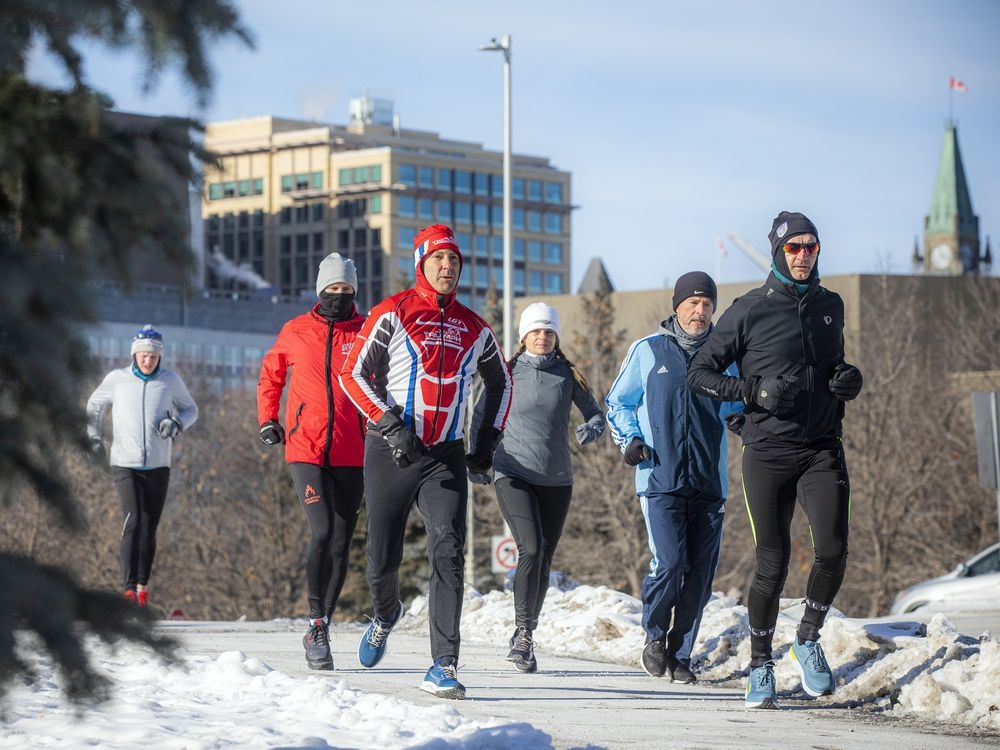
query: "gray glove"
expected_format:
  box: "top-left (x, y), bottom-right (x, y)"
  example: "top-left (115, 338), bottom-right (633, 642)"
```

top-left (88, 435), bottom-right (105, 461)
top-left (377, 408), bottom-right (424, 468)
top-left (743, 375), bottom-right (800, 415)
top-left (157, 416), bottom-right (182, 439)
top-left (468, 469), bottom-right (492, 486)
top-left (575, 422), bottom-right (603, 446)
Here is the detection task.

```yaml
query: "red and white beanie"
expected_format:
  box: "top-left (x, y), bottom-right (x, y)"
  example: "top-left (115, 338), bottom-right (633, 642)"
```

top-left (413, 224), bottom-right (463, 269)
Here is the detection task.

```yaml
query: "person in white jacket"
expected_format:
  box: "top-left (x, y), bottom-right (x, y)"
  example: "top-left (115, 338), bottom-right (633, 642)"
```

top-left (86, 325), bottom-right (198, 607)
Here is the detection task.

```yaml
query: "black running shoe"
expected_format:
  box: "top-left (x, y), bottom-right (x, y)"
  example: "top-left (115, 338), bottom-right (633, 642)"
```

top-left (641, 639), bottom-right (668, 678)
top-left (303, 618), bottom-right (333, 670)
top-left (672, 663), bottom-right (696, 684)
top-left (506, 626), bottom-right (537, 673)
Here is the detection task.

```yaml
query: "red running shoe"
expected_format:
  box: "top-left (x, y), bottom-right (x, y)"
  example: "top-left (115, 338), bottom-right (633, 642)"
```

top-left (124, 589), bottom-right (138, 603)
top-left (137, 590), bottom-right (149, 607)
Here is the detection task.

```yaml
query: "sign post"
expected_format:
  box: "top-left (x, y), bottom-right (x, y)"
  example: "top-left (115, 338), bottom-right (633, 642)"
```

top-left (972, 391), bottom-right (1000, 544)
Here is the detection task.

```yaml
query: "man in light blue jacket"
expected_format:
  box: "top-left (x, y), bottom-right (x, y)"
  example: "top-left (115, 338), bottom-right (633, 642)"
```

top-left (606, 272), bottom-right (740, 683)
top-left (87, 324), bottom-right (198, 607)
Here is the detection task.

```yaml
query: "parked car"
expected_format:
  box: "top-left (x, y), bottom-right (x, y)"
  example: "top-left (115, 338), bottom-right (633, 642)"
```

top-left (889, 542), bottom-right (1000, 615)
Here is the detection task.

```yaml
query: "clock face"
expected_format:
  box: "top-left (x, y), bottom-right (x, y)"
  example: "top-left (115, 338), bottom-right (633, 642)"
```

top-left (930, 243), bottom-right (952, 270)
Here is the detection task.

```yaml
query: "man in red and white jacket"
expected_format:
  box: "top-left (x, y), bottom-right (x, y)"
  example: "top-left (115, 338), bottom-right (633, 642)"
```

top-left (341, 224), bottom-right (512, 700)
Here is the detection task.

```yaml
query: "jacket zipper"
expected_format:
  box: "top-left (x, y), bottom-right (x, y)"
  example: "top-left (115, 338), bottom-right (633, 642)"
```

top-left (324, 319), bottom-right (335, 467)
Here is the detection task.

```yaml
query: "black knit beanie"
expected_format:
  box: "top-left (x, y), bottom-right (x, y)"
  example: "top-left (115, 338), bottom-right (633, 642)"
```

top-left (672, 271), bottom-right (717, 311)
top-left (768, 211), bottom-right (819, 280)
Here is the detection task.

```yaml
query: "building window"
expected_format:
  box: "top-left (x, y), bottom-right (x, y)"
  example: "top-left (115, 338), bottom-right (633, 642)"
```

top-left (474, 203), bottom-right (489, 226)
top-left (398, 164), bottom-right (416, 187)
top-left (436, 200), bottom-right (452, 223)
top-left (454, 201), bottom-right (471, 224)
top-left (514, 238), bottom-right (525, 261)
top-left (370, 195), bottom-right (382, 214)
top-left (222, 181), bottom-right (236, 198)
top-left (512, 178), bottom-right (525, 200)
top-left (238, 179), bottom-right (251, 197)
top-left (354, 228), bottom-right (366, 247)
top-left (337, 229), bottom-right (349, 250)
top-left (279, 207), bottom-right (292, 224)
top-left (281, 175), bottom-right (293, 192)
top-left (528, 240), bottom-right (542, 262)
top-left (312, 203), bottom-right (325, 221)
top-left (514, 268), bottom-right (525, 292)
top-left (312, 171), bottom-right (323, 189)
top-left (371, 227), bottom-right (381, 247)
top-left (237, 211), bottom-right (249, 228)
top-left (528, 270), bottom-right (543, 294)
top-left (474, 235), bottom-right (488, 260)
top-left (545, 272), bottom-right (563, 293)
top-left (279, 235), bottom-right (292, 256)
top-left (295, 173), bottom-right (310, 191)
top-left (296, 234), bottom-right (309, 253)
top-left (353, 166), bottom-right (368, 184)
top-left (252, 209), bottom-right (264, 227)
top-left (419, 166), bottom-right (434, 188)
top-left (313, 232), bottom-right (325, 253)
top-left (397, 257), bottom-right (415, 283)
top-left (528, 179), bottom-right (542, 202)
top-left (491, 205), bottom-right (503, 229)
top-left (491, 236), bottom-right (503, 259)
top-left (492, 176), bottom-right (504, 198)
top-left (475, 265), bottom-right (488, 286)
top-left (454, 170), bottom-right (471, 194)
top-left (207, 214), bottom-right (219, 231)
top-left (544, 181), bottom-right (563, 204)
top-left (253, 178), bottom-right (264, 195)
top-left (527, 210), bottom-right (542, 233)
top-left (418, 198), bottom-right (433, 220)
top-left (513, 208), bottom-right (525, 231)
top-left (339, 168), bottom-right (354, 186)
top-left (474, 173), bottom-right (490, 197)
top-left (398, 195), bottom-right (416, 218)
top-left (455, 232), bottom-right (470, 252)
top-left (294, 205), bottom-right (309, 223)
top-left (544, 212), bottom-right (562, 235)
top-left (437, 168), bottom-right (451, 191)
top-left (208, 183), bottom-right (222, 200)
top-left (355, 253), bottom-right (367, 277)
top-left (398, 226), bottom-right (417, 250)
top-left (371, 165), bottom-right (382, 182)
top-left (545, 242), bottom-right (563, 264)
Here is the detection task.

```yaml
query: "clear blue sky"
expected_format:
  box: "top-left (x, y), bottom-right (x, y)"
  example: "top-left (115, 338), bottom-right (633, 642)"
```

top-left (27, 0), bottom-right (1000, 292)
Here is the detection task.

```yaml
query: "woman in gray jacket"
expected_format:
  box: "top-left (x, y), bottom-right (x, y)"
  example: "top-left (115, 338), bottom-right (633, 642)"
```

top-left (472, 303), bottom-right (605, 673)
top-left (87, 325), bottom-right (198, 607)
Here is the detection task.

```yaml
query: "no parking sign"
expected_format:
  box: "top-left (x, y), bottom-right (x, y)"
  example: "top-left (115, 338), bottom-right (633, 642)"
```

top-left (491, 535), bottom-right (519, 574)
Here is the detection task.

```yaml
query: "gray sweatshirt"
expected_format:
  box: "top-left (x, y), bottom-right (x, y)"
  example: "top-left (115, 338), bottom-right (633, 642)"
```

top-left (87, 365), bottom-right (198, 469)
top-left (479, 351), bottom-right (604, 487)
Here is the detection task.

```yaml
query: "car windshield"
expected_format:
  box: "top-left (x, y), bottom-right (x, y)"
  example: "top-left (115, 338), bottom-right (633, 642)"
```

top-left (967, 546), bottom-right (1000, 576)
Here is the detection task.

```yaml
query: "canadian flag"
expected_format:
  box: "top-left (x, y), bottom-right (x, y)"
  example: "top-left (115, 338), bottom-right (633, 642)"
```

top-left (950, 76), bottom-right (968, 93)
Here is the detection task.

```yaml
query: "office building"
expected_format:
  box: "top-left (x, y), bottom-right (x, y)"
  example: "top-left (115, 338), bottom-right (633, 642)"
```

top-left (201, 96), bottom-right (573, 314)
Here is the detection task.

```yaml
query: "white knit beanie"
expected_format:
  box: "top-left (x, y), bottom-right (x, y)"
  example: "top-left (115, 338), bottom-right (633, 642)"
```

top-left (315, 252), bottom-right (358, 296)
top-left (518, 302), bottom-right (561, 342)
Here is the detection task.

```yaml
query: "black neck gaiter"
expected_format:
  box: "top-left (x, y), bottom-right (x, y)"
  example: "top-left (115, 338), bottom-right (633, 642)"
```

top-left (318, 291), bottom-right (355, 321)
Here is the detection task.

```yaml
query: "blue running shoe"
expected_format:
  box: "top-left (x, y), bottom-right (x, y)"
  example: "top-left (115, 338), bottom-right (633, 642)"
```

top-left (358, 601), bottom-right (402, 668)
top-left (745, 661), bottom-right (779, 709)
top-left (790, 638), bottom-right (835, 697)
top-left (419, 658), bottom-right (466, 700)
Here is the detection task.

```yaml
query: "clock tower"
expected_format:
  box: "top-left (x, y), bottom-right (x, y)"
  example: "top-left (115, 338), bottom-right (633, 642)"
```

top-left (923, 124), bottom-right (980, 275)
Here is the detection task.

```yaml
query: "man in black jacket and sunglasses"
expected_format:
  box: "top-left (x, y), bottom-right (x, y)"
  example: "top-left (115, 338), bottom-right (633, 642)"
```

top-left (687, 210), bottom-right (863, 709)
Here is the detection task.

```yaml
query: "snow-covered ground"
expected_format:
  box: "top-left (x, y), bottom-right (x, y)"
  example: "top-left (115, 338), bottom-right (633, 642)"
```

top-left (2, 581), bottom-right (998, 748)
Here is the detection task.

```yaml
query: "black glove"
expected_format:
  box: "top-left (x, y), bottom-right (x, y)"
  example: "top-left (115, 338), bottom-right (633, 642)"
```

top-left (575, 422), bottom-right (603, 446)
top-left (259, 419), bottom-right (285, 446)
top-left (623, 437), bottom-right (651, 467)
top-left (157, 416), bottom-right (182, 439)
top-left (724, 412), bottom-right (745, 435)
top-left (466, 426), bottom-right (502, 474)
top-left (829, 363), bottom-right (863, 401)
top-left (743, 375), bottom-right (800, 415)
top-left (377, 409), bottom-right (424, 468)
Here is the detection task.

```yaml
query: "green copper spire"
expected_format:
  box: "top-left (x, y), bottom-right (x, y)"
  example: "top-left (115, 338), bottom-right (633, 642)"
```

top-left (926, 126), bottom-right (977, 237)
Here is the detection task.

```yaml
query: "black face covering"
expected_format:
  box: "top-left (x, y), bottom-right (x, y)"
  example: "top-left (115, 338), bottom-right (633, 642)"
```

top-left (318, 291), bottom-right (356, 321)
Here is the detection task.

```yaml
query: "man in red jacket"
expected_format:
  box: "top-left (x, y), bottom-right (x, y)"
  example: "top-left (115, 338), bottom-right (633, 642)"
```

top-left (257, 252), bottom-right (366, 670)
top-left (341, 224), bottom-right (512, 700)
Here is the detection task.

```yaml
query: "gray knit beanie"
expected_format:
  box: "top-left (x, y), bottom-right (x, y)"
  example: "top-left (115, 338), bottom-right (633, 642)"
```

top-left (315, 252), bottom-right (358, 296)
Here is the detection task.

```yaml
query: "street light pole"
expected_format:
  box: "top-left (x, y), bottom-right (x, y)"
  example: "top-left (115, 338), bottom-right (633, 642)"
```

top-left (479, 34), bottom-right (513, 357)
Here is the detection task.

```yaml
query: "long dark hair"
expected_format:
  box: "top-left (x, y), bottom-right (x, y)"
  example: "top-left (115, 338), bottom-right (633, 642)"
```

top-left (508, 339), bottom-right (594, 396)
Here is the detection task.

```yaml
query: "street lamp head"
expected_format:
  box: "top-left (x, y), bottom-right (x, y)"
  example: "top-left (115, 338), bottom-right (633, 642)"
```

top-left (478, 35), bottom-right (510, 54)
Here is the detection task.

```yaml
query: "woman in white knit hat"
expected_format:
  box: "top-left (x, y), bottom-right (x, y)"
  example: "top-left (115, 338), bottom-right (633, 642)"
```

top-left (86, 324), bottom-right (198, 608)
top-left (470, 302), bottom-right (606, 673)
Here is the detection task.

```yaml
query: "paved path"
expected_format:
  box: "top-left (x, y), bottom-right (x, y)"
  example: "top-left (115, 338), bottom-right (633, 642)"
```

top-left (162, 620), bottom-right (994, 750)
